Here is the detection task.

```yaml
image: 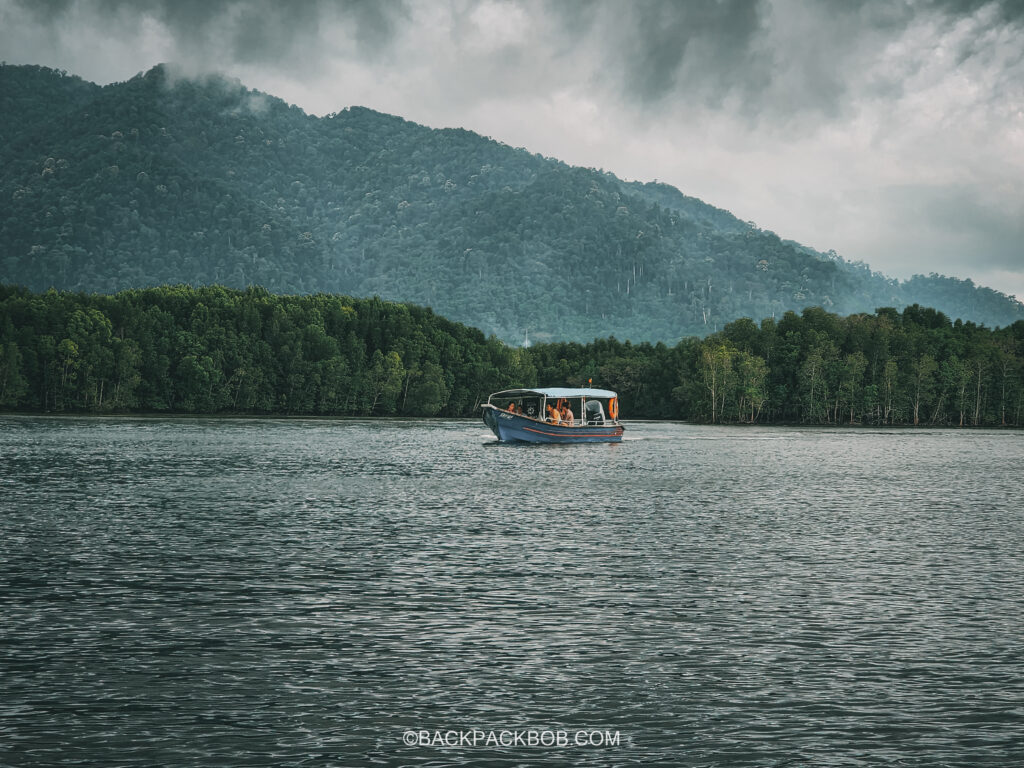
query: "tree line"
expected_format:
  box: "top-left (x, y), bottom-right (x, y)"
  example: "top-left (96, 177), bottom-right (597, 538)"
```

top-left (1, 285), bottom-right (1021, 426)
top-left (528, 304), bottom-right (1023, 426)
top-left (0, 284), bottom-right (535, 417)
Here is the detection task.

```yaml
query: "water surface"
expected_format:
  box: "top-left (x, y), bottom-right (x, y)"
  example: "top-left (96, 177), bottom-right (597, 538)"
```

top-left (2, 416), bottom-right (1022, 766)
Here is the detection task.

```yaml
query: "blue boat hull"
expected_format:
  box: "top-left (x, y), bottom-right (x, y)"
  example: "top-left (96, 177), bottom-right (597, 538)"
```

top-left (482, 405), bottom-right (623, 443)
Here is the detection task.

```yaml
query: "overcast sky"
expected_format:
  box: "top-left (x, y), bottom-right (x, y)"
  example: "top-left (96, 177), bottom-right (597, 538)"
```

top-left (3, 0), bottom-right (1022, 300)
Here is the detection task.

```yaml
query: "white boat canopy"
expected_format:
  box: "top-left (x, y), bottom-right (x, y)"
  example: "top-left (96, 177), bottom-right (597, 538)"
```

top-left (488, 387), bottom-right (617, 400)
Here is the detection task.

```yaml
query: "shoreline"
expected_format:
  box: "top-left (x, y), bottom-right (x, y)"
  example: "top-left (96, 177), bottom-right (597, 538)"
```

top-left (2, 410), bottom-right (1020, 430)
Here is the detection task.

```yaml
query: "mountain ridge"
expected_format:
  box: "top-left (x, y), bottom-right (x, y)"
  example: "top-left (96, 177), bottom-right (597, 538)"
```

top-left (1, 62), bottom-right (1021, 343)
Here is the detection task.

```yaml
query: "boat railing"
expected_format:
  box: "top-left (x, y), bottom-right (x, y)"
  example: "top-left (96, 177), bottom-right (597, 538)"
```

top-left (483, 401), bottom-right (618, 427)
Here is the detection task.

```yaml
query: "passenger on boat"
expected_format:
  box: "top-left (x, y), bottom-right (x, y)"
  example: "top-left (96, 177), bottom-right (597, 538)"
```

top-left (545, 404), bottom-right (562, 424)
top-left (560, 405), bottom-right (574, 426)
top-left (507, 402), bottom-right (516, 412)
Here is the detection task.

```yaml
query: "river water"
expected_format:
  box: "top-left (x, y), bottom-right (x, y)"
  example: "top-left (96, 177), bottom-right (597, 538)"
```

top-left (1, 416), bottom-right (1022, 766)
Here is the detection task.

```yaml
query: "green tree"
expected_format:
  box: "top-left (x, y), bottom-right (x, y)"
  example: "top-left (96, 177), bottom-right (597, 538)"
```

top-left (56, 337), bottom-right (79, 410)
top-left (110, 338), bottom-right (142, 409)
top-left (840, 351), bottom-right (868, 424)
top-left (735, 351), bottom-right (768, 423)
top-left (801, 338), bottom-right (838, 423)
top-left (0, 341), bottom-right (29, 406)
top-left (700, 342), bottom-right (735, 423)
top-left (406, 361), bottom-right (449, 416)
top-left (942, 356), bottom-right (973, 427)
top-left (366, 349), bottom-right (404, 415)
top-left (882, 359), bottom-right (899, 425)
top-left (910, 353), bottom-right (937, 426)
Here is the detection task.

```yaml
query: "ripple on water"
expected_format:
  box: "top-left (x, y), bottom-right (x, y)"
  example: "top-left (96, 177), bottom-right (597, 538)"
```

top-left (1, 417), bottom-right (1023, 766)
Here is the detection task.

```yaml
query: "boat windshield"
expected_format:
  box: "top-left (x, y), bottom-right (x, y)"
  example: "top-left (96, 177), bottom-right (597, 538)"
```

top-left (494, 397), bottom-right (541, 419)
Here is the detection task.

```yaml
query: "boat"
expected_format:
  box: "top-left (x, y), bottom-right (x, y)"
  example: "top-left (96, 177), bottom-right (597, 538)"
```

top-left (481, 387), bottom-right (624, 443)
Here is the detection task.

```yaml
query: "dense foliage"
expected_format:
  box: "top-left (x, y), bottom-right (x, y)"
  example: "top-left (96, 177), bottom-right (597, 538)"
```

top-left (531, 305), bottom-right (1024, 426)
top-left (0, 284), bottom-right (536, 416)
top-left (2, 285), bottom-right (1021, 426)
top-left (2, 63), bottom-right (1021, 344)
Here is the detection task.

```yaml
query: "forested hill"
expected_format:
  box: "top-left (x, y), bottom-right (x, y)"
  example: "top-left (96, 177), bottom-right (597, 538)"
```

top-left (2, 63), bottom-right (1021, 344)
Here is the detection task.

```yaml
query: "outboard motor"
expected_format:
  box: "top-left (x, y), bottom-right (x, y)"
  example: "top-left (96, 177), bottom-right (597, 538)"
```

top-left (584, 399), bottom-right (605, 425)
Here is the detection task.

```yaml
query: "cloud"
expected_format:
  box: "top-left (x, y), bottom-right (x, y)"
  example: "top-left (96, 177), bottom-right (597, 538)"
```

top-left (4, 0), bottom-right (1018, 121)
top-left (859, 183), bottom-right (1024, 276)
top-left (605, 0), bottom-right (767, 106)
top-left (2, 0), bottom-right (410, 79)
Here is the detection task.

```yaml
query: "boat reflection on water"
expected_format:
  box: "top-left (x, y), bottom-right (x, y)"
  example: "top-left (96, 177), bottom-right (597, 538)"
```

top-left (481, 387), bottom-right (624, 443)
